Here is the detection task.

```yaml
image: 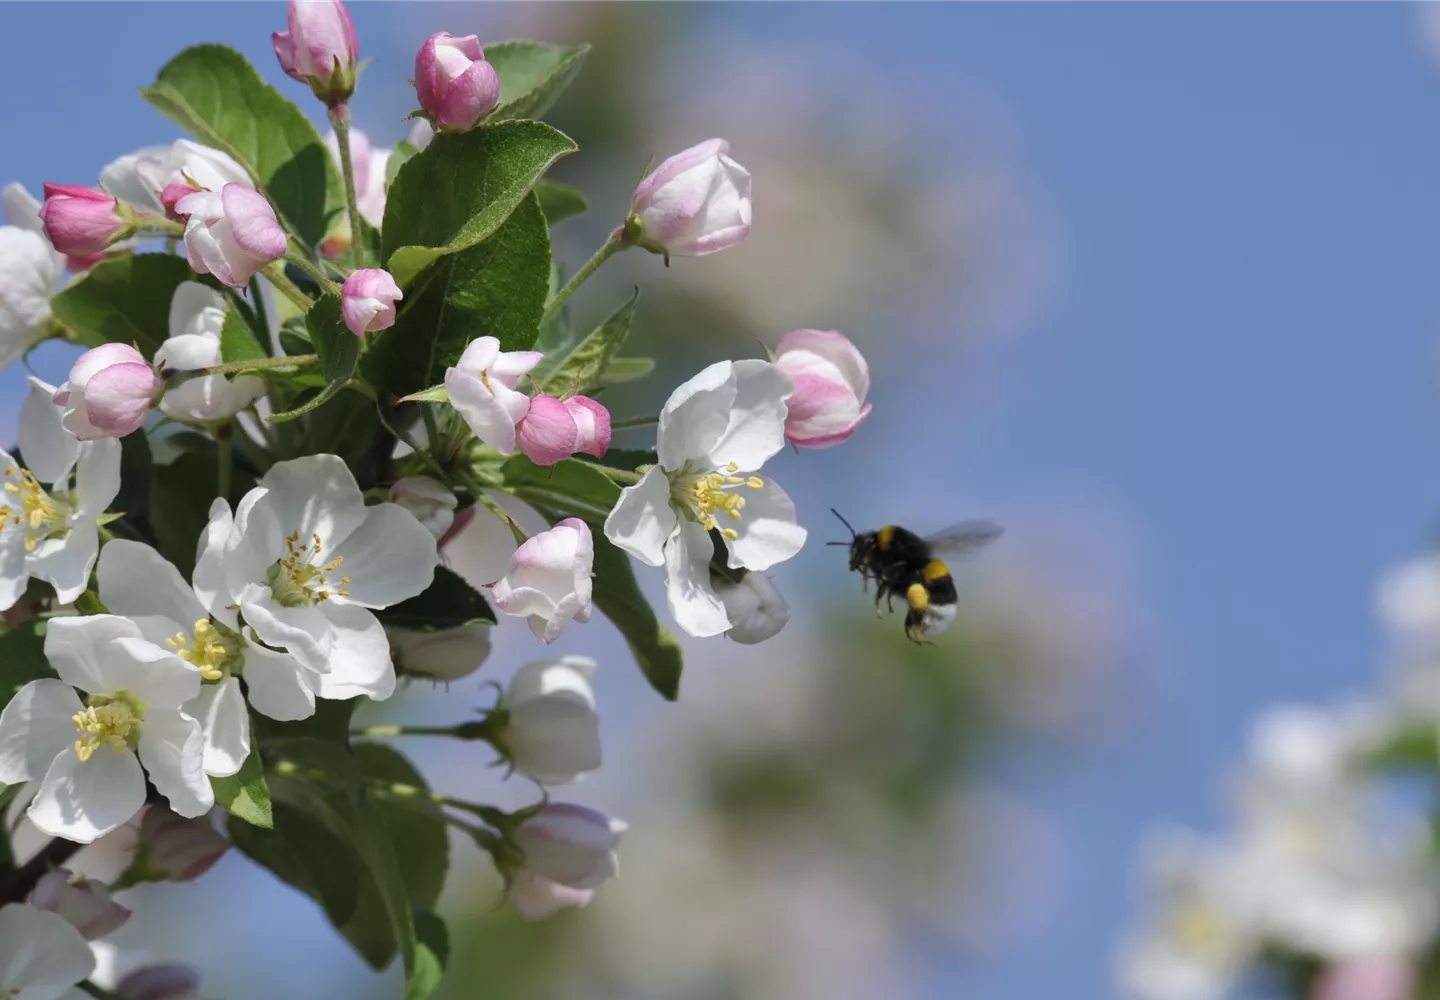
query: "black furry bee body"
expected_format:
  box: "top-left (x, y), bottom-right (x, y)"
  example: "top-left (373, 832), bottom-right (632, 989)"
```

top-left (830, 512), bottom-right (1002, 644)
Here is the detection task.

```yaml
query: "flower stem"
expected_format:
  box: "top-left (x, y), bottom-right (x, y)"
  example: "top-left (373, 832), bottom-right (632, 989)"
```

top-left (542, 235), bottom-right (627, 326)
top-left (329, 104), bottom-right (367, 270)
top-left (166, 354), bottom-right (319, 385)
top-left (132, 216), bottom-right (185, 239)
top-left (593, 465), bottom-right (642, 484)
top-left (352, 724), bottom-right (470, 738)
top-left (610, 414), bottom-right (658, 430)
top-left (283, 252), bottom-right (339, 293)
top-left (262, 263), bottom-right (314, 311)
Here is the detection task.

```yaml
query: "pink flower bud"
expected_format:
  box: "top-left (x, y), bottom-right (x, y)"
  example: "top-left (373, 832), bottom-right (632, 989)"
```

top-left (414, 32), bottom-right (501, 132)
top-left (1312, 958), bottom-right (1414, 1000)
top-left (564, 396), bottom-right (611, 459)
top-left (772, 329), bottom-right (871, 448)
top-left (38, 184), bottom-right (125, 256)
top-left (116, 964), bottom-right (203, 1000)
top-left (29, 868), bottom-right (132, 940)
top-left (513, 803), bottom-right (626, 891)
top-left (160, 183), bottom-right (198, 221)
top-left (273, 0), bottom-right (358, 106)
top-left (515, 395), bottom-right (579, 468)
top-left (341, 268), bottom-right (403, 336)
top-left (138, 807), bottom-right (229, 882)
top-left (508, 871), bottom-right (595, 921)
top-left (176, 184), bottom-right (287, 288)
top-left (627, 139), bottom-right (752, 257)
top-left (488, 517), bottom-right (593, 643)
top-left (444, 336), bottom-right (544, 456)
top-left (53, 343), bottom-right (161, 440)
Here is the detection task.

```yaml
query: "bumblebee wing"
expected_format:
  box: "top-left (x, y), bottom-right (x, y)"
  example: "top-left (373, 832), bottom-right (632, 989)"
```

top-left (924, 520), bottom-right (1003, 559)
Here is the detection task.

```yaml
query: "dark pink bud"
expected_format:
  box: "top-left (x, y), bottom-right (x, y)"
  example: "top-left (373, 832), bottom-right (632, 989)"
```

top-left (414, 32), bottom-right (500, 132)
top-left (563, 396), bottom-right (611, 458)
top-left (38, 183), bottom-right (124, 256)
top-left (160, 182), bottom-right (199, 221)
top-left (515, 395), bottom-right (580, 467)
top-left (274, 0), bottom-right (358, 105)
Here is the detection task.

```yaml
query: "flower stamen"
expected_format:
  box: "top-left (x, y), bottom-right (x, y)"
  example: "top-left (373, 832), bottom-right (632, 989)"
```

top-left (72, 691), bottom-right (146, 762)
top-left (267, 530), bottom-right (352, 606)
top-left (167, 618), bottom-right (232, 681)
top-left (0, 466), bottom-right (72, 552)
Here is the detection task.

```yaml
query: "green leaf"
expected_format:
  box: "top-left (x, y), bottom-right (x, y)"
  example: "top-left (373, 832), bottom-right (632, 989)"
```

top-left (0, 621), bottom-right (55, 701)
top-left (397, 385), bottom-right (449, 405)
top-left (278, 314), bottom-right (312, 356)
top-left (353, 744), bottom-right (449, 910)
top-left (409, 911), bottom-right (450, 1000)
top-left (211, 743), bottom-right (273, 828)
top-left (594, 356), bottom-right (656, 387)
top-left (381, 121), bottom-right (575, 286)
top-left (114, 430), bottom-right (154, 531)
top-left (486, 41), bottom-right (590, 122)
top-left (376, 567), bottom-right (496, 630)
top-left (151, 453), bottom-right (254, 577)
top-left (253, 697), bottom-right (359, 746)
top-left (220, 304), bottom-right (267, 365)
top-left (268, 294), bottom-right (357, 423)
top-left (577, 448), bottom-right (657, 473)
top-left (501, 455), bottom-right (621, 522)
top-left (386, 141), bottom-right (419, 189)
top-left (365, 193), bottom-right (551, 399)
top-left (533, 179), bottom-right (587, 227)
top-left (540, 288), bottom-right (640, 396)
top-left (304, 387), bottom-right (379, 476)
top-left (50, 255), bottom-right (211, 357)
top-left (142, 44), bottom-right (344, 249)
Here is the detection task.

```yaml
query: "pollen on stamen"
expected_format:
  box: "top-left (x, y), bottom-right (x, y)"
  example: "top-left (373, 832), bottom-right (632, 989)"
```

top-left (722, 528), bottom-right (738, 540)
top-left (746, 477), bottom-right (764, 489)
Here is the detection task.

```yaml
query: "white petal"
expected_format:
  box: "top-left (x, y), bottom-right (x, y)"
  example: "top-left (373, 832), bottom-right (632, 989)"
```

top-left (28, 525), bottom-right (98, 606)
top-left (724, 476), bottom-right (808, 571)
top-left (222, 488), bottom-right (280, 611)
top-left (192, 498), bottom-right (239, 628)
top-left (43, 616), bottom-right (137, 695)
top-left (656, 361), bottom-right (737, 471)
top-left (75, 439), bottom-right (122, 516)
top-left (307, 604), bottom-right (395, 701)
top-left (29, 746), bottom-right (146, 844)
top-left (167, 281), bottom-right (227, 340)
top-left (241, 645), bottom-right (316, 721)
top-left (186, 677), bottom-right (249, 778)
top-left (602, 466), bottom-right (676, 568)
top-left (259, 455), bottom-right (368, 548)
top-left (99, 146), bottom-right (170, 214)
top-left (663, 520), bottom-right (731, 637)
top-left (97, 540), bottom-right (208, 628)
top-left (0, 904), bottom-right (95, 997)
top-left (0, 679), bottom-right (84, 785)
top-left (705, 359), bottom-right (793, 472)
top-left (239, 585), bottom-right (332, 668)
top-left (328, 502), bottom-right (438, 609)
top-left (18, 382), bottom-right (78, 486)
top-left (0, 526), bottom-right (31, 612)
top-left (137, 708), bottom-right (211, 818)
top-left (2, 182), bottom-right (44, 232)
top-left (106, 638), bottom-right (202, 709)
top-left (445, 368), bottom-right (526, 455)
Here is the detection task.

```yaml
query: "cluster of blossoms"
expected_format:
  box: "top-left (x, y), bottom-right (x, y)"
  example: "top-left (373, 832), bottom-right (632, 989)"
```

top-left (0, 2), bottom-right (880, 996)
top-left (1118, 553), bottom-right (1440, 1000)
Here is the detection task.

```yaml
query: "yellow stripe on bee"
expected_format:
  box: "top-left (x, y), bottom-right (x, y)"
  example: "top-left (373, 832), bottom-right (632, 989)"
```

top-left (878, 526), bottom-right (895, 548)
top-left (906, 582), bottom-right (929, 611)
top-left (922, 560), bottom-right (950, 583)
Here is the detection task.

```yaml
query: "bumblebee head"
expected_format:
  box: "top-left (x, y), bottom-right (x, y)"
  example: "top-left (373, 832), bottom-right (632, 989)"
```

top-left (827, 508), bottom-right (875, 574)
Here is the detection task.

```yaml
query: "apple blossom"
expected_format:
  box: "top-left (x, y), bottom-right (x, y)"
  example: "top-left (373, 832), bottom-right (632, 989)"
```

top-left (0, 184), bottom-right (65, 368)
top-left (176, 184), bottom-right (288, 288)
top-left (604, 360), bottom-right (806, 637)
top-left (38, 184), bottom-right (126, 257)
top-left (154, 282), bottom-right (266, 424)
top-left (29, 869), bottom-right (132, 940)
top-left (566, 396), bottom-right (611, 459)
top-left (136, 807), bottom-right (230, 883)
top-left (515, 395), bottom-right (579, 467)
top-left (325, 127), bottom-right (389, 227)
top-left (273, 0), bottom-right (358, 105)
top-left (508, 870), bottom-right (596, 922)
top-left (513, 803), bottom-right (626, 894)
top-left (715, 569), bottom-right (790, 645)
top-left (625, 138), bottom-right (752, 258)
top-left (0, 378), bottom-right (121, 609)
top-left (414, 32), bottom-right (501, 132)
top-left (407, 118), bottom-right (435, 151)
top-left (99, 141), bottom-right (251, 219)
top-left (203, 454), bottom-right (439, 704)
top-left (0, 904), bottom-right (95, 1000)
top-left (0, 615), bottom-right (210, 843)
top-left (388, 623), bottom-right (492, 682)
top-left (489, 518), bottom-right (594, 643)
top-left (341, 268), bottom-right (402, 336)
top-left (495, 656), bottom-right (601, 785)
top-left (387, 476), bottom-right (458, 541)
top-left (445, 336), bottom-right (544, 455)
top-left (772, 328), bottom-right (871, 448)
top-left (53, 343), bottom-right (161, 441)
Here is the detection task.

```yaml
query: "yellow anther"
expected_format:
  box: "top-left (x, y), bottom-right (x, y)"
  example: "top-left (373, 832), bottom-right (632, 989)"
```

top-left (727, 509), bottom-right (742, 520)
top-left (722, 528), bottom-right (738, 540)
top-left (172, 619), bottom-right (230, 682)
top-left (0, 466), bottom-right (70, 552)
top-left (268, 530), bottom-right (355, 607)
top-left (72, 692), bottom-right (145, 762)
top-left (746, 477), bottom-right (764, 489)
top-left (726, 462), bottom-right (739, 473)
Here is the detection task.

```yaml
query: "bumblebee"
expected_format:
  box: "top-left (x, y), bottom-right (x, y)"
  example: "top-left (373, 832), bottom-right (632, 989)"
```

top-left (829, 510), bottom-right (1002, 644)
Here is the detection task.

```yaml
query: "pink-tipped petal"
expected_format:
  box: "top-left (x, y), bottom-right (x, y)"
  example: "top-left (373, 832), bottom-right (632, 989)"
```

top-left (564, 396), bottom-right (611, 458)
top-left (220, 184), bottom-right (287, 259)
top-left (83, 362), bottom-right (159, 436)
top-left (516, 395), bottom-right (580, 468)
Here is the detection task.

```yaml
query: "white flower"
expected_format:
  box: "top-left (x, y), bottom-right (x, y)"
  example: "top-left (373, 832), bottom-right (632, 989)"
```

top-left (0, 183), bottom-right (65, 369)
top-left (96, 539), bottom-right (318, 770)
top-left (499, 656), bottom-right (601, 785)
top-left (387, 476), bottom-right (458, 541)
top-left (29, 869), bottom-right (131, 940)
top-left (604, 360), bottom-right (807, 637)
top-left (154, 283), bottom-right (266, 423)
top-left (489, 518), bottom-right (594, 643)
top-left (0, 615), bottom-right (210, 843)
top-left (508, 871), bottom-right (596, 922)
top-left (715, 570), bottom-right (790, 644)
top-left (444, 336), bottom-right (544, 456)
top-left (513, 803), bottom-right (626, 891)
top-left (0, 903), bottom-right (95, 1000)
top-left (0, 378), bottom-right (121, 611)
top-left (98, 140), bottom-right (251, 216)
top-left (388, 623), bottom-right (491, 682)
top-left (204, 454), bottom-right (439, 703)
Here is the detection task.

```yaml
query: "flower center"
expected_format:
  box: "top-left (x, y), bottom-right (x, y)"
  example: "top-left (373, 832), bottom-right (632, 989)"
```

top-left (1169, 904), bottom-right (1234, 961)
top-left (266, 531), bottom-right (349, 608)
top-left (73, 691), bottom-right (146, 762)
top-left (0, 466), bottom-right (72, 551)
top-left (166, 617), bottom-right (244, 682)
top-left (672, 462), bottom-right (764, 540)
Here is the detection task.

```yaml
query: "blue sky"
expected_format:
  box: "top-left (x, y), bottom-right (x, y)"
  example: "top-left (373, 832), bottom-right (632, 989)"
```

top-left (3, 4), bottom-right (1440, 999)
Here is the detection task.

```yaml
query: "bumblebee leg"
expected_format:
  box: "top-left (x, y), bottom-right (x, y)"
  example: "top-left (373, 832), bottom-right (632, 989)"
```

top-left (904, 609), bottom-right (935, 646)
